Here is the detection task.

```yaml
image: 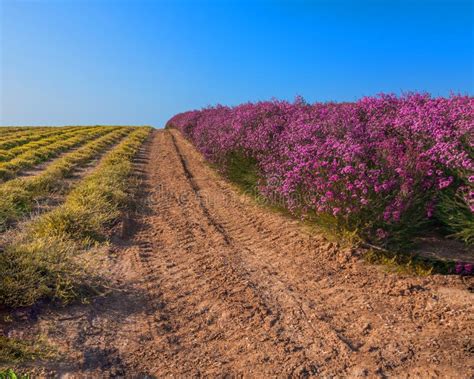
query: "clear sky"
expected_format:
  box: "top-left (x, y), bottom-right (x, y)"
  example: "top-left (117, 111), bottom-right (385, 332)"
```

top-left (1, 0), bottom-right (473, 127)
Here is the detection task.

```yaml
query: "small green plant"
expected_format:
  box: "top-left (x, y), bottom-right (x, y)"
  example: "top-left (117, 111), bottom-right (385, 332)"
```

top-left (363, 246), bottom-right (454, 275)
top-left (0, 335), bottom-right (54, 365)
top-left (0, 368), bottom-right (29, 379)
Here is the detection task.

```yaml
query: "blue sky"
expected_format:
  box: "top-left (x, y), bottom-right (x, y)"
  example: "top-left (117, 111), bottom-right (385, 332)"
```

top-left (1, 0), bottom-right (472, 127)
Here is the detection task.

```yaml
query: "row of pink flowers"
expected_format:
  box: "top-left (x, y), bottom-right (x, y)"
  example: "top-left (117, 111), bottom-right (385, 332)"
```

top-left (167, 94), bottom-right (473, 244)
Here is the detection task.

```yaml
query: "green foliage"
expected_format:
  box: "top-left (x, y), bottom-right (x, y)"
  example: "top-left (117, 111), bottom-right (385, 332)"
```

top-left (0, 335), bottom-right (55, 373)
top-left (225, 152), bottom-right (260, 194)
top-left (363, 247), bottom-right (453, 276)
top-left (0, 369), bottom-right (28, 379)
top-left (436, 186), bottom-right (474, 244)
top-left (0, 336), bottom-right (52, 364)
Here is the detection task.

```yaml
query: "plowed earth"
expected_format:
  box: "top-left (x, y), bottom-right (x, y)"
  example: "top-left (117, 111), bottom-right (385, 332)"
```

top-left (5, 130), bottom-right (473, 377)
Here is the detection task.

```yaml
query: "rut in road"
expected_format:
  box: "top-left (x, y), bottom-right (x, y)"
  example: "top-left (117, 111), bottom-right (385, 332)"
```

top-left (8, 129), bottom-right (472, 377)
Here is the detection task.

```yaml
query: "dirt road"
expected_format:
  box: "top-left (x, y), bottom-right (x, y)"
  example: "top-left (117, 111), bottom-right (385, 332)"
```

top-left (9, 129), bottom-right (473, 377)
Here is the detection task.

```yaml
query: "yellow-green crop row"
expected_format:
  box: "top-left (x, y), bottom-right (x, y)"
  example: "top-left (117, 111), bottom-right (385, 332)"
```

top-left (0, 127), bottom-right (87, 157)
top-left (0, 127), bottom-right (27, 135)
top-left (0, 127), bottom-right (80, 150)
top-left (0, 126), bottom-right (100, 157)
top-left (0, 127), bottom-right (132, 230)
top-left (0, 126), bottom-right (118, 181)
top-left (0, 127), bottom-right (50, 139)
top-left (0, 127), bottom-right (116, 161)
top-left (0, 127), bottom-right (152, 307)
top-left (0, 127), bottom-right (94, 162)
top-left (0, 128), bottom-right (53, 144)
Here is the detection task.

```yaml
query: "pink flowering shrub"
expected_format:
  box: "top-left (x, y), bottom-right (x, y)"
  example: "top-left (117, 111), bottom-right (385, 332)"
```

top-left (167, 94), bottom-right (473, 246)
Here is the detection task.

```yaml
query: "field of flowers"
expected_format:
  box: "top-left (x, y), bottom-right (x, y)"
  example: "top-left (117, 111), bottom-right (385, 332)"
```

top-left (167, 94), bottom-right (473, 249)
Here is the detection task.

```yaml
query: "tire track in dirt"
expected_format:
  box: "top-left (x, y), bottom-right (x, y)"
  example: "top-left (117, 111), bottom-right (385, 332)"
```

top-left (167, 131), bottom-right (357, 372)
top-left (125, 131), bottom-right (324, 376)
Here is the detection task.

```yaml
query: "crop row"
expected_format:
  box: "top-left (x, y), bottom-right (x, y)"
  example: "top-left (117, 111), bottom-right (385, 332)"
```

top-left (0, 127), bottom-right (48, 141)
top-left (0, 127), bottom-right (28, 135)
top-left (0, 127), bottom-right (99, 162)
top-left (0, 126), bottom-right (120, 181)
top-left (167, 94), bottom-right (473, 247)
top-left (0, 127), bottom-right (50, 139)
top-left (0, 127), bottom-right (132, 231)
top-left (0, 127), bottom-right (152, 307)
top-left (0, 126), bottom-right (81, 150)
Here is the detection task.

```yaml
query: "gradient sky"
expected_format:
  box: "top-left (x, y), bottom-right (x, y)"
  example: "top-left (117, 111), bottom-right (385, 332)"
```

top-left (1, 0), bottom-right (473, 127)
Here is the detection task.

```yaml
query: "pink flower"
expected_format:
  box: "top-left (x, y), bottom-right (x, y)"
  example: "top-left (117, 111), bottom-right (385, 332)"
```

top-left (438, 177), bottom-right (453, 189)
top-left (464, 264), bottom-right (473, 275)
top-left (376, 228), bottom-right (388, 239)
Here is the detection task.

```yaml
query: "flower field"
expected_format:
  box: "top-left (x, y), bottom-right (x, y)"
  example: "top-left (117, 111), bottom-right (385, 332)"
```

top-left (167, 94), bottom-right (474, 248)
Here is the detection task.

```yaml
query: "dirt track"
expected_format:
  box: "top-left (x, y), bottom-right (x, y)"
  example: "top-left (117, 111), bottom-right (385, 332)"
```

top-left (8, 129), bottom-right (473, 377)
